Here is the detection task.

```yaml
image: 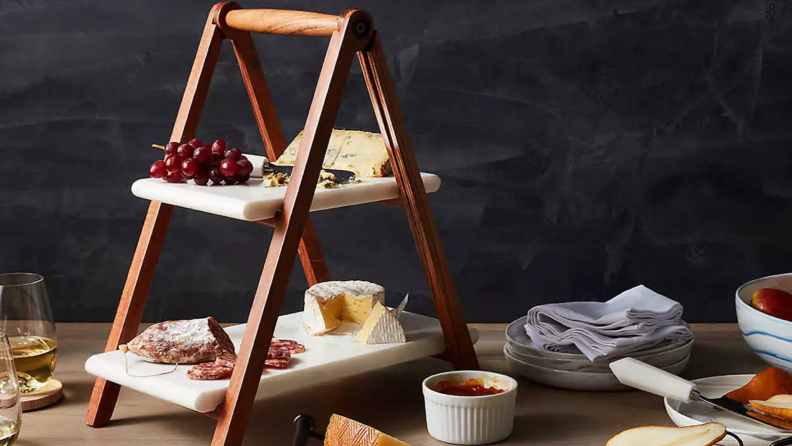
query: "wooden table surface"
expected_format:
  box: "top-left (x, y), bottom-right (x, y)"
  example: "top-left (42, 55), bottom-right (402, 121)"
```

top-left (18, 323), bottom-right (764, 446)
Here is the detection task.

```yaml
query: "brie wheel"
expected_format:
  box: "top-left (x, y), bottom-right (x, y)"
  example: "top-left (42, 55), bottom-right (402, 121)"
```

top-left (302, 280), bottom-right (385, 335)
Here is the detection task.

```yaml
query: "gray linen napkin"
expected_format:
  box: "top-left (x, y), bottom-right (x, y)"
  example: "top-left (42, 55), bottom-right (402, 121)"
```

top-left (524, 285), bottom-right (693, 361)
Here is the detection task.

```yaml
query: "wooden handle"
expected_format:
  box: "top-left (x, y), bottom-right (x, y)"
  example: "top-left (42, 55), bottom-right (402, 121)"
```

top-left (223, 9), bottom-right (341, 36)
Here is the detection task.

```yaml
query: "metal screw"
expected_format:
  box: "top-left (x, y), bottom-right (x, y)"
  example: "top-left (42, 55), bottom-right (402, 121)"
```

top-left (353, 19), bottom-right (370, 39)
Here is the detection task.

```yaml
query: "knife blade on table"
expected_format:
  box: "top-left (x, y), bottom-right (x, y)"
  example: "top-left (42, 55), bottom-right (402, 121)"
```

top-left (610, 357), bottom-right (788, 431)
top-left (151, 146), bottom-right (356, 184)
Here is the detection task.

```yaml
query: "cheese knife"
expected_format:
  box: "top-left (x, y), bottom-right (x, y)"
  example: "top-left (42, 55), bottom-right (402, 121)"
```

top-left (610, 358), bottom-right (788, 431)
top-left (249, 154), bottom-right (357, 184)
top-left (151, 145), bottom-right (357, 184)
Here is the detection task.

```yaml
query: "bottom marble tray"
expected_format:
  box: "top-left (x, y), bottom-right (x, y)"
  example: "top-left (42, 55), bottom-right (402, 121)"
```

top-left (85, 311), bottom-right (478, 413)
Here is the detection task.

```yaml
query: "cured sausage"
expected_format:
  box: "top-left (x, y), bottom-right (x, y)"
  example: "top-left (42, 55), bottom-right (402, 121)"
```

top-left (187, 362), bottom-right (234, 380)
top-left (214, 349), bottom-right (291, 369)
top-left (123, 317), bottom-right (235, 364)
top-left (270, 339), bottom-right (305, 355)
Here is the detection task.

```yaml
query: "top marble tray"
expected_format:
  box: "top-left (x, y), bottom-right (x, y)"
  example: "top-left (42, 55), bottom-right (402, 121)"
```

top-left (131, 173), bottom-right (441, 221)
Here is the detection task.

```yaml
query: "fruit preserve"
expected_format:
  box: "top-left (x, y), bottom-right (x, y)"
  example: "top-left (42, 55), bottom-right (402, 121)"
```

top-left (435, 378), bottom-right (506, 396)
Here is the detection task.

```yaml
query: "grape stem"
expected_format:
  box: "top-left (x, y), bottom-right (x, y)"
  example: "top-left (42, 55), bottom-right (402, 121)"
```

top-left (151, 144), bottom-right (165, 150)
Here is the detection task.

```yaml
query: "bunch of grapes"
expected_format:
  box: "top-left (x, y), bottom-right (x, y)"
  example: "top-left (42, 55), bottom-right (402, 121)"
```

top-left (148, 139), bottom-right (254, 185)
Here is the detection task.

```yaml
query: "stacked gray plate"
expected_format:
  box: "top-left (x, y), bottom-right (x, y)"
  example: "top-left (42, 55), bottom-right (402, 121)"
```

top-left (504, 316), bottom-right (693, 391)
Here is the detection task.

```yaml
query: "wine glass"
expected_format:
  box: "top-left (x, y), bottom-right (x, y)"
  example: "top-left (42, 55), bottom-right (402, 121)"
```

top-left (0, 331), bottom-right (21, 445)
top-left (0, 274), bottom-right (57, 394)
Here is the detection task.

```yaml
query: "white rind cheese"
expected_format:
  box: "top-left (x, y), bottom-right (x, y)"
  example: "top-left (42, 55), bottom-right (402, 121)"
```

top-left (302, 281), bottom-right (385, 335)
top-left (275, 129), bottom-right (392, 178)
top-left (356, 302), bottom-right (406, 345)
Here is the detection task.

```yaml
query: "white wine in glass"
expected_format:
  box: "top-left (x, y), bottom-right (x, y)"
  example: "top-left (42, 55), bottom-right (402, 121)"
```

top-left (0, 331), bottom-right (21, 445)
top-left (0, 273), bottom-right (57, 394)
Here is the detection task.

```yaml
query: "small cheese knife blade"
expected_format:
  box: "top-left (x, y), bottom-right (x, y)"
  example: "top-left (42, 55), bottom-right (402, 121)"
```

top-left (610, 358), bottom-right (787, 431)
top-left (268, 164), bottom-right (356, 184)
top-left (393, 294), bottom-right (409, 320)
top-left (244, 154), bottom-right (356, 184)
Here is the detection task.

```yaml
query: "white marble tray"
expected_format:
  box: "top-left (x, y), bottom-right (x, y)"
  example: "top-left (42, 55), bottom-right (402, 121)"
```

top-left (84, 311), bottom-right (478, 413)
top-left (131, 173), bottom-right (441, 221)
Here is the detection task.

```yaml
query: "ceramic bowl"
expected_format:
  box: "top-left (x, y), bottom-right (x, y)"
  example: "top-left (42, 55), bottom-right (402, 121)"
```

top-left (736, 273), bottom-right (792, 373)
top-left (504, 344), bottom-right (691, 391)
top-left (423, 370), bottom-right (518, 445)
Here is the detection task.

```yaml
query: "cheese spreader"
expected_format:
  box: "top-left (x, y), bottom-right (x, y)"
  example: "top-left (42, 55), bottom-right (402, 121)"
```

top-left (152, 145), bottom-right (357, 184)
top-left (610, 358), bottom-right (787, 431)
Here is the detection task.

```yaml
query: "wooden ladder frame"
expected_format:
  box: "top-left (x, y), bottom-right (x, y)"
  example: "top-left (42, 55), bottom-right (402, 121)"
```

top-left (85, 3), bottom-right (479, 445)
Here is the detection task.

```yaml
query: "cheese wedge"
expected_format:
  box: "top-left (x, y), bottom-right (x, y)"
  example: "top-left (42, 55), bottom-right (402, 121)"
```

top-left (325, 414), bottom-right (410, 446)
top-left (356, 302), bottom-right (406, 345)
top-left (275, 129), bottom-right (392, 178)
top-left (303, 281), bottom-right (385, 335)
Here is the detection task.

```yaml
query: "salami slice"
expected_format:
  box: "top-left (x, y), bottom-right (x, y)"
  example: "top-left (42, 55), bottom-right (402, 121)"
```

top-left (265, 349), bottom-right (290, 369)
top-left (215, 354), bottom-right (236, 368)
top-left (187, 362), bottom-right (233, 380)
top-left (123, 317), bottom-right (236, 364)
top-left (270, 339), bottom-right (305, 355)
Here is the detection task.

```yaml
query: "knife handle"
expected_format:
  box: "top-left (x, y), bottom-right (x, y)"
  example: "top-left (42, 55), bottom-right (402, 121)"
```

top-left (243, 154), bottom-right (270, 178)
top-left (610, 358), bottom-right (696, 403)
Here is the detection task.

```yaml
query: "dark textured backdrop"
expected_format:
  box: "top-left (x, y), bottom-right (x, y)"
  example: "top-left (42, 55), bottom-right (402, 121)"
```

top-left (2, 0), bottom-right (791, 323)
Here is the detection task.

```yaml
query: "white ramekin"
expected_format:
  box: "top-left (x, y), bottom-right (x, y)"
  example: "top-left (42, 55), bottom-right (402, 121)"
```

top-left (422, 370), bottom-right (518, 445)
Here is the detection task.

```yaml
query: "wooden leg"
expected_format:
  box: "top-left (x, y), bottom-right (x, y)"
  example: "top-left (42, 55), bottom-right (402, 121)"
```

top-left (210, 12), bottom-right (369, 446)
top-left (86, 201), bottom-right (174, 426)
top-left (228, 27), bottom-right (330, 285)
top-left (87, 5), bottom-right (224, 427)
top-left (358, 34), bottom-right (479, 370)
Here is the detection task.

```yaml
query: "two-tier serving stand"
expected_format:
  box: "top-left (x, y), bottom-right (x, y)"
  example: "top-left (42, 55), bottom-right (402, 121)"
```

top-left (85, 3), bottom-right (479, 445)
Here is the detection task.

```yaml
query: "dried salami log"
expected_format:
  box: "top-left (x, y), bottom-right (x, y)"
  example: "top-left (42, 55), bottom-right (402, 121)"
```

top-left (123, 317), bottom-right (236, 364)
top-left (187, 362), bottom-right (233, 380)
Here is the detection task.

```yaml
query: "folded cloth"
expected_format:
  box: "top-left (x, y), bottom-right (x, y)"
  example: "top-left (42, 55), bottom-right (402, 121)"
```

top-left (524, 285), bottom-right (693, 361)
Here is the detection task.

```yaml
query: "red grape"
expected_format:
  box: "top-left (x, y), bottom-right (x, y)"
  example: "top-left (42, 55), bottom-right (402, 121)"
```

top-left (224, 175), bottom-right (237, 185)
top-left (193, 146), bottom-right (210, 164)
top-left (238, 173), bottom-right (251, 184)
top-left (149, 160), bottom-right (167, 179)
top-left (208, 152), bottom-right (223, 166)
top-left (212, 139), bottom-right (226, 154)
top-left (164, 142), bottom-right (179, 155)
top-left (240, 155), bottom-right (248, 161)
top-left (220, 158), bottom-right (239, 177)
top-left (188, 139), bottom-right (203, 149)
top-left (224, 148), bottom-right (242, 161)
top-left (209, 167), bottom-right (224, 184)
top-left (193, 165), bottom-right (209, 185)
top-left (164, 154), bottom-right (181, 173)
top-left (165, 171), bottom-right (183, 183)
top-left (237, 159), bottom-right (253, 177)
top-left (181, 158), bottom-right (198, 178)
top-left (177, 144), bottom-right (193, 160)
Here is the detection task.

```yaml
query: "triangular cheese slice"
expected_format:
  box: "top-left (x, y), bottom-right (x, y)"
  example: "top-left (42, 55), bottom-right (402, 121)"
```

top-left (325, 414), bottom-right (410, 446)
top-left (356, 302), bottom-right (406, 344)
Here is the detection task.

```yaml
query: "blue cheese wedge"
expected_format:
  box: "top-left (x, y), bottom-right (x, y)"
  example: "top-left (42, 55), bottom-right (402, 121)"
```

top-left (275, 129), bottom-right (392, 178)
